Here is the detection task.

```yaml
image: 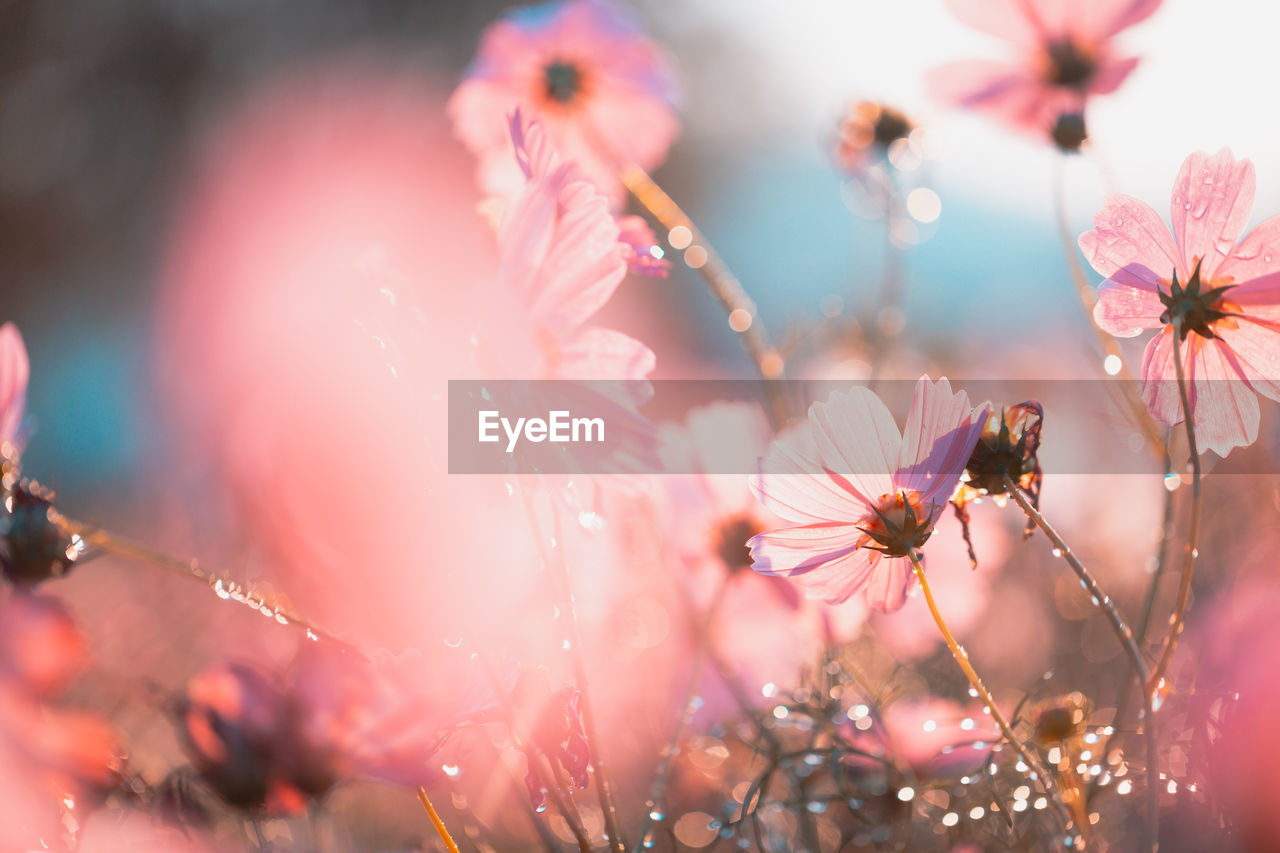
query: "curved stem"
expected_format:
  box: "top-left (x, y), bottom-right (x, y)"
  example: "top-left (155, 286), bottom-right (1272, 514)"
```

top-left (59, 518), bottom-right (355, 650)
top-left (1053, 159), bottom-right (1166, 460)
top-left (417, 788), bottom-right (461, 853)
top-left (1148, 325), bottom-right (1201, 696)
top-left (905, 550), bottom-right (1074, 835)
top-left (1003, 474), bottom-right (1159, 852)
top-left (620, 164), bottom-right (791, 426)
top-left (634, 571), bottom-right (732, 852)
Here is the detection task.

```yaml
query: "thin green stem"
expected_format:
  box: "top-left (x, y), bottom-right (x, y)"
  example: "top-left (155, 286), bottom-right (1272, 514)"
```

top-left (1003, 475), bottom-right (1158, 852)
top-left (1148, 324), bottom-right (1201, 696)
top-left (906, 550), bottom-right (1074, 835)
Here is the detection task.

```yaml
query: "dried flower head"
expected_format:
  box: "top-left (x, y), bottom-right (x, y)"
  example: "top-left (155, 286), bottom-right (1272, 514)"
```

top-left (952, 401), bottom-right (1044, 566)
top-left (0, 482), bottom-right (79, 588)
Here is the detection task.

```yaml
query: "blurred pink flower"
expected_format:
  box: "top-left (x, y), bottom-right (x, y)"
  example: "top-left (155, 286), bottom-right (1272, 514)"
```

top-left (659, 403), bottom-right (866, 695)
top-left (449, 0), bottom-right (680, 202)
top-left (180, 647), bottom-right (489, 813)
top-left (0, 592), bottom-right (88, 698)
top-left (491, 112), bottom-right (654, 380)
top-left (1079, 148), bottom-right (1280, 456)
top-left (929, 0), bottom-right (1161, 142)
top-left (748, 377), bottom-right (990, 612)
top-left (0, 592), bottom-right (123, 841)
top-left (0, 323), bottom-right (28, 452)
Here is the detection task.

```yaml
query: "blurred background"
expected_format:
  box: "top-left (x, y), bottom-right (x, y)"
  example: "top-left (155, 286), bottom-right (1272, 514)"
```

top-left (3, 0), bottom-right (1280, 850)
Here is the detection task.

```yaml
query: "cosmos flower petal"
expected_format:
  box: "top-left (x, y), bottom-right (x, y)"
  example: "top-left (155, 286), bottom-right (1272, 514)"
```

top-left (895, 376), bottom-right (990, 506)
top-left (1088, 54), bottom-right (1140, 95)
top-left (0, 323), bottom-right (29, 448)
top-left (1170, 149), bottom-right (1255, 278)
top-left (807, 388), bottom-right (900, 505)
top-left (1142, 332), bottom-right (1259, 456)
top-left (942, 0), bottom-right (1045, 44)
top-left (748, 524), bottom-right (877, 604)
top-left (554, 327), bottom-right (655, 380)
top-left (1092, 278), bottom-right (1167, 337)
top-left (1075, 0), bottom-right (1163, 39)
top-left (1079, 193), bottom-right (1183, 285)
top-left (1215, 316), bottom-right (1280, 403)
top-left (926, 60), bottom-right (1064, 135)
top-left (864, 556), bottom-right (915, 614)
top-left (1218, 214), bottom-right (1280, 283)
top-left (750, 439), bottom-right (871, 526)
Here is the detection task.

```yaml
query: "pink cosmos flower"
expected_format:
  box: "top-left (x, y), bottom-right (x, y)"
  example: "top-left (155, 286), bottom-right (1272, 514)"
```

top-left (929, 0), bottom-right (1161, 144)
top-left (449, 0), bottom-right (680, 203)
top-left (1079, 148), bottom-right (1280, 456)
top-left (491, 112), bottom-right (654, 380)
top-left (747, 377), bottom-right (990, 612)
top-left (0, 323), bottom-right (29, 452)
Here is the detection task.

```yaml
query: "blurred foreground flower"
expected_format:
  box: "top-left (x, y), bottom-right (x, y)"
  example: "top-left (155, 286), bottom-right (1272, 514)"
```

top-left (489, 111), bottom-right (655, 380)
top-left (929, 0), bottom-right (1161, 146)
top-left (748, 377), bottom-right (990, 611)
top-left (176, 646), bottom-right (487, 816)
top-left (1079, 148), bottom-right (1280, 455)
top-left (449, 0), bottom-right (680, 202)
top-left (0, 592), bottom-right (124, 847)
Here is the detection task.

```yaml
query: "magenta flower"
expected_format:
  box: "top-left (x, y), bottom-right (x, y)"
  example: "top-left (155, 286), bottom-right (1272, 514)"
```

top-left (448, 0), bottom-right (680, 202)
top-left (929, 0), bottom-right (1161, 144)
top-left (0, 323), bottom-right (29, 453)
top-left (492, 111), bottom-right (654, 380)
top-left (1079, 148), bottom-right (1280, 456)
top-left (748, 377), bottom-right (990, 612)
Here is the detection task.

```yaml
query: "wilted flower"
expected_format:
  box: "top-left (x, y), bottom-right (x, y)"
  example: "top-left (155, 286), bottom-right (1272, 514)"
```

top-left (1079, 148), bottom-right (1280, 455)
top-left (748, 377), bottom-right (990, 612)
top-left (449, 0), bottom-right (680, 202)
top-left (490, 111), bottom-right (655, 381)
top-left (0, 481), bottom-right (80, 587)
top-left (177, 662), bottom-right (293, 813)
top-left (952, 401), bottom-right (1044, 566)
top-left (833, 102), bottom-right (915, 176)
top-left (929, 0), bottom-right (1161, 144)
